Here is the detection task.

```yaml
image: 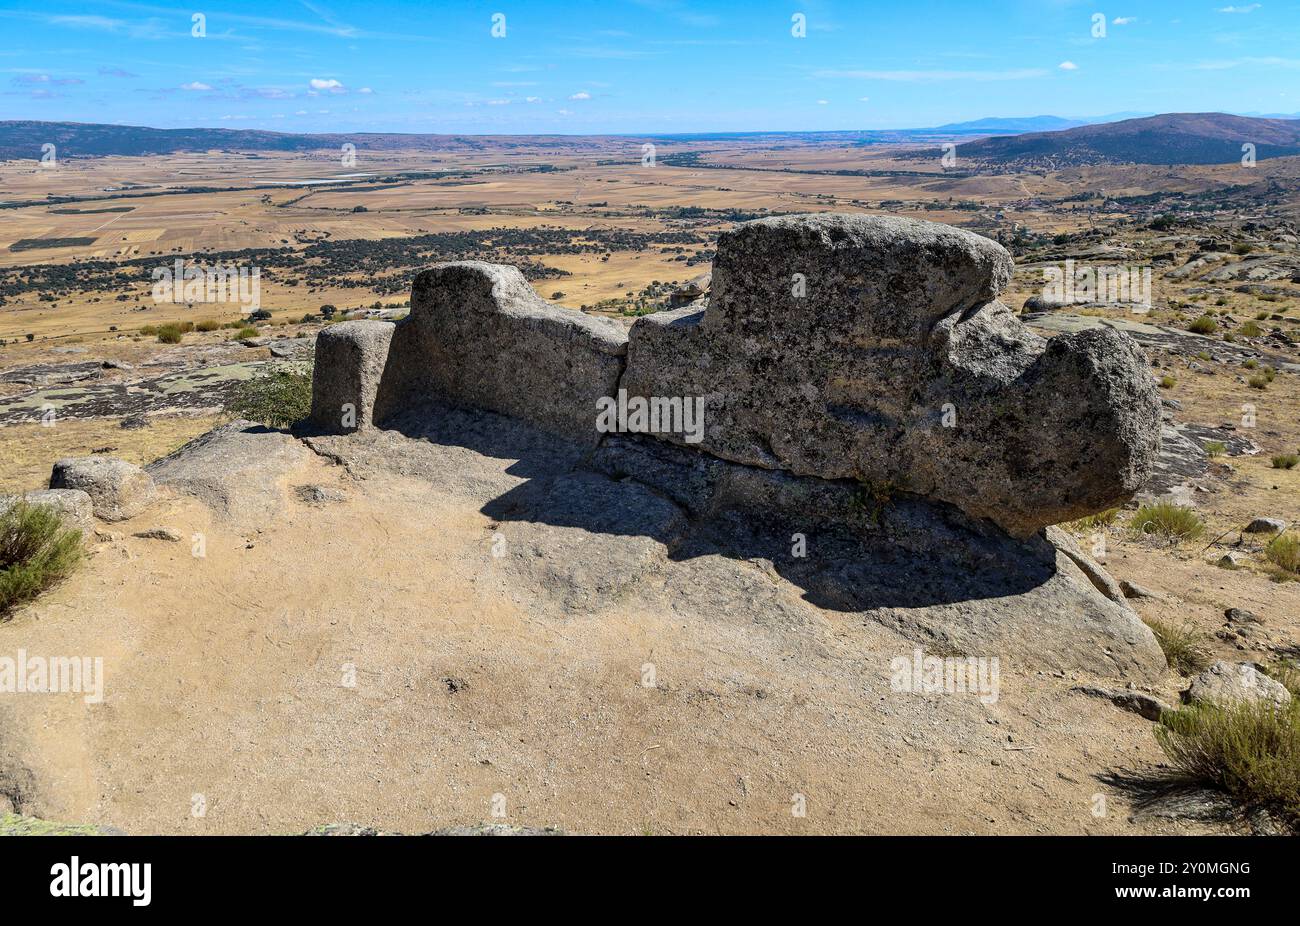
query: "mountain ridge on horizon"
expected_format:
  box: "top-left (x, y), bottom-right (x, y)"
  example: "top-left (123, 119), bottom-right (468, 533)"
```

top-left (1, 112), bottom-right (1296, 163)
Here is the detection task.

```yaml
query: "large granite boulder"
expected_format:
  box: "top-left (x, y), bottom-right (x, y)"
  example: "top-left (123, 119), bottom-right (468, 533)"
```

top-left (620, 214), bottom-right (1161, 537)
top-left (0, 489), bottom-right (94, 533)
top-left (368, 262), bottom-right (627, 442)
top-left (310, 321), bottom-right (394, 433)
top-left (49, 457), bottom-right (155, 522)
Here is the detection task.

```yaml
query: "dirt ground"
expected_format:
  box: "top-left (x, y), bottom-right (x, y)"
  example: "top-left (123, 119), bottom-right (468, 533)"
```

top-left (0, 428), bottom-right (1272, 837)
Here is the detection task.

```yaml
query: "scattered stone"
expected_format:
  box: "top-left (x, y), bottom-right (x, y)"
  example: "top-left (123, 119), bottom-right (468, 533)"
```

top-left (1120, 580), bottom-right (1164, 600)
top-left (240, 337), bottom-right (270, 347)
top-left (101, 359), bottom-right (133, 370)
top-left (119, 414), bottom-right (151, 430)
top-left (1244, 517), bottom-right (1287, 534)
top-left (49, 456), bottom-right (155, 522)
top-left (1215, 551), bottom-right (1246, 568)
top-left (1225, 607), bottom-right (1263, 624)
top-left (1185, 661), bottom-right (1293, 709)
top-left (1072, 685), bottom-right (1171, 721)
top-left (304, 821), bottom-right (560, 836)
top-left (132, 527), bottom-right (182, 542)
top-left (443, 675), bottom-right (469, 693)
top-left (293, 484), bottom-right (347, 505)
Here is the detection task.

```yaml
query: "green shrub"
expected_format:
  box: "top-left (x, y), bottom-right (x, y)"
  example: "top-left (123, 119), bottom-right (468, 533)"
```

top-left (1272, 454), bottom-right (1299, 470)
top-left (196, 319), bottom-right (222, 332)
top-left (1240, 321), bottom-right (1264, 337)
top-left (0, 502), bottom-right (85, 620)
top-left (1243, 359), bottom-right (1259, 369)
top-left (1131, 501), bottom-right (1204, 542)
top-left (1255, 311), bottom-right (1269, 321)
top-left (1188, 315), bottom-right (1218, 335)
top-left (1248, 374), bottom-right (1269, 390)
top-left (228, 362), bottom-right (313, 429)
top-left (1156, 699), bottom-right (1300, 830)
top-left (156, 323), bottom-right (184, 344)
top-left (1068, 507), bottom-right (1121, 531)
top-left (1158, 374), bottom-right (1176, 389)
top-left (1231, 242), bottom-right (1255, 255)
top-left (1265, 534), bottom-right (1300, 575)
top-left (1142, 617), bottom-right (1210, 675)
top-left (1205, 440), bottom-right (1227, 458)
top-left (234, 326), bottom-right (260, 340)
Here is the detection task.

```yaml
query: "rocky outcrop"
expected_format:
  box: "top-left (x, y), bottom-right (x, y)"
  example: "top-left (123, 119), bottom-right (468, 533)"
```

top-left (620, 215), bottom-right (1160, 537)
top-left (147, 419), bottom-right (312, 524)
top-left (1185, 661), bottom-right (1293, 709)
top-left (310, 320), bottom-right (394, 434)
top-left (48, 457), bottom-right (155, 522)
top-left (310, 214), bottom-right (1161, 539)
top-left (372, 262), bottom-right (626, 442)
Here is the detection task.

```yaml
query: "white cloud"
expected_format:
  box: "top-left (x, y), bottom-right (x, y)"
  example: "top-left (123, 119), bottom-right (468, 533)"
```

top-left (1112, 16), bottom-right (1136, 25)
top-left (309, 78), bottom-right (345, 92)
top-left (181, 81), bottom-right (212, 91)
top-left (357, 87), bottom-right (373, 94)
top-left (525, 96), bottom-right (541, 103)
top-left (1058, 61), bottom-right (1079, 70)
top-left (486, 99), bottom-right (510, 105)
top-left (1217, 4), bottom-right (1260, 12)
top-left (556, 108), bottom-right (573, 115)
top-left (816, 99), bottom-right (829, 105)
top-left (569, 90), bottom-right (591, 100)
top-left (814, 68), bottom-right (1048, 82)
top-left (858, 96), bottom-right (870, 102)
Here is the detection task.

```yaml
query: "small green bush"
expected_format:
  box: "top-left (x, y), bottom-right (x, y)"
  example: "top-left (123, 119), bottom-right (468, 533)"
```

top-left (1131, 501), bottom-right (1204, 542)
top-left (1205, 441), bottom-right (1227, 458)
top-left (0, 502), bottom-right (85, 620)
top-left (1248, 374), bottom-right (1269, 390)
top-left (234, 326), bottom-right (260, 340)
top-left (228, 362), bottom-right (313, 429)
top-left (196, 319), bottom-right (222, 332)
top-left (1240, 320), bottom-right (1264, 337)
top-left (1188, 315), bottom-right (1218, 335)
top-left (1272, 454), bottom-right (1299, 470)
top-left (1158, 374), bottom-right (1177, 389)
top-left (1143, 618), bottom-right (1210, 675)
top-left (1265, 534), bottom-right (1300, 575)
top-left (1156, 699), bottom-right (1300, 830)
top-left (1068, 507), bottom-right (1121, 531)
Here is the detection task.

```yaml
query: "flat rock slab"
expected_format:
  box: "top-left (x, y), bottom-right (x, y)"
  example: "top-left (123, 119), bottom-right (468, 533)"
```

top-left (146, 419), bottom-right (312, 525)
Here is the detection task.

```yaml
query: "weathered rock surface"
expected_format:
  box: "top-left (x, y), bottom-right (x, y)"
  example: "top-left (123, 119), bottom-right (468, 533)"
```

top-left (309, 321), bottom-right (394, 433)
top-left (1184, 661), bottom-right (1293, 709)
top-left (49, 456), bottom-right (154, 522)
top-left (1072, 685), bottom-right (1171, 721)
top-left (367, 262), bottom-right (627, 441)
top-left (621, 214), bottom-right (1161, 537)
top-left (310, 402), bottom-right (1166, 681)
top-left (0, 489), bottom-right (94, 532)
top-left (146, 419), bottom-right (311, 524)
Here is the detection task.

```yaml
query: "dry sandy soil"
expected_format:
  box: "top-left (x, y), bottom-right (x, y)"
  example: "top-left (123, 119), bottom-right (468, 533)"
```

top-left (0, 412), bottom-right (1292, 837)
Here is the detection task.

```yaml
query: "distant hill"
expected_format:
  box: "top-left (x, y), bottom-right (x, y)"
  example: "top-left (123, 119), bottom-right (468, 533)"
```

top-left (0, 121), bottom-right (605, 160)
top-left (932, 115), bottom-right (1085, 134)
top-left (955, 112), bottom-right (1300, 166)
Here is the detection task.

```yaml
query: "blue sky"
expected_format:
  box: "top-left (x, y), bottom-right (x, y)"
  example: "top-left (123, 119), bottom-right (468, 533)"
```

top-left (2, 0), bottom-right (1299, 133)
